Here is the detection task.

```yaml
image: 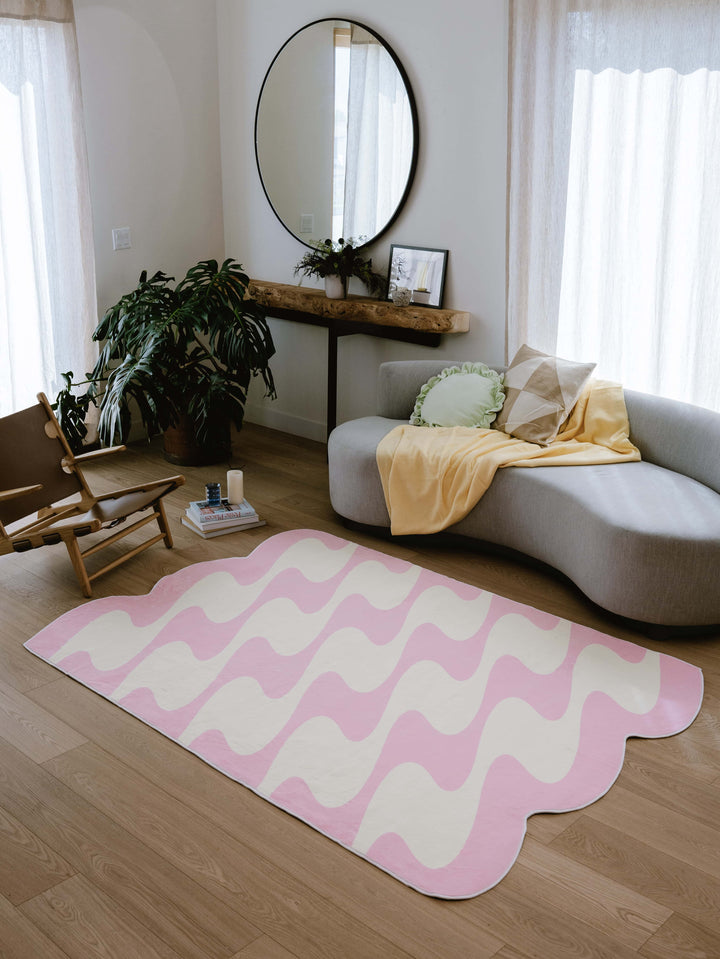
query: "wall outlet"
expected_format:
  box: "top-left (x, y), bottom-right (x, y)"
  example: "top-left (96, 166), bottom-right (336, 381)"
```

top-left (112, 227), bottom-right (132, 250)
top-left (299, 214), bottom-right (314, 234)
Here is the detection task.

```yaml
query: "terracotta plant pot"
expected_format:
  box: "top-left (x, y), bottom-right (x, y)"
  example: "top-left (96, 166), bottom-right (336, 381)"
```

top-left (162, 416), bottom-right (230, 466)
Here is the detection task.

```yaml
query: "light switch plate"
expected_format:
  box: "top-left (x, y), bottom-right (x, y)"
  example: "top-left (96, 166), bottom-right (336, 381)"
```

top-left (112, 227), bottom-right (132, 250)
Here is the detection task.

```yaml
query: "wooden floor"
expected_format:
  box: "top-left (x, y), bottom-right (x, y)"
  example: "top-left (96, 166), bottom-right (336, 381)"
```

top-left (1, 423), bottom-right (719, 959)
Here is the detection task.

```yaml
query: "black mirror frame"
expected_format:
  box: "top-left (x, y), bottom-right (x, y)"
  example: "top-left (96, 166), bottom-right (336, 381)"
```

top-left (254, 17), bottom-right (419, 250)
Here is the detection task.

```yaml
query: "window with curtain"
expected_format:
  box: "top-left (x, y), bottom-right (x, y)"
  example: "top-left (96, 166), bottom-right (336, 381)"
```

top-left (0, 0), bottom-right (97, 416)
top-left (508, 0), bottom-right (720, 412)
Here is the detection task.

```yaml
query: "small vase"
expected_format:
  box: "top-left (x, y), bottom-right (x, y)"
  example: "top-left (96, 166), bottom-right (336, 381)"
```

top-left (325, 275), bottom-right (347, 299)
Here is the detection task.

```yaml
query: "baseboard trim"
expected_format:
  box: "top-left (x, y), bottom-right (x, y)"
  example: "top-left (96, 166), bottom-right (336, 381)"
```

top-left (244, 403), bottom-right (326, 443)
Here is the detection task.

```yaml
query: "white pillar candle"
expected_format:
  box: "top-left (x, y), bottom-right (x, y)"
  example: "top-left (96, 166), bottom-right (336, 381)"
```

top-left (227, 469), bottom-right (244, 505)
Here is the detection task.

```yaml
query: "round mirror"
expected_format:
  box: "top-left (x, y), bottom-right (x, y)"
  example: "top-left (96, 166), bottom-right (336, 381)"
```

top-left (255, 18), bottom-right (419, 248)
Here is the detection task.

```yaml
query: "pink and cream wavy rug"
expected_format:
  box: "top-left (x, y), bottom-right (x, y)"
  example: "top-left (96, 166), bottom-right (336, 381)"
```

top-left (25, 529), bottom-right (703, 898)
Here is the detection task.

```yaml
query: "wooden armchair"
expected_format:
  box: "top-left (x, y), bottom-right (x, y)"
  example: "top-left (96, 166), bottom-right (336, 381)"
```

top-left (0, 393), bottom-right (185, 597)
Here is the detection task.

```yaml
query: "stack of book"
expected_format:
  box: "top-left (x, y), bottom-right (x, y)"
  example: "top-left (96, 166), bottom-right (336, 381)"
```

top-left (181, 498), bottom-right (265, 538)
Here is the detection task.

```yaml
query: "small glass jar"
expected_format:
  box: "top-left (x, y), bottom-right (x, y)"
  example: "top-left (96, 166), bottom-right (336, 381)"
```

top-left (205, 482), bottom-right (221, 506)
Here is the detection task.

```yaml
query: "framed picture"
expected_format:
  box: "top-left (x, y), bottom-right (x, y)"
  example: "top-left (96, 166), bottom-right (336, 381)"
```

top-left (386, 244), bottom-right (448, 309)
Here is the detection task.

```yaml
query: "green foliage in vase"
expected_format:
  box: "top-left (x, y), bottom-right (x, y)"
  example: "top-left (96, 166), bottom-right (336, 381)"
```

top-left (294, 238), bottom-right (387, 296)
top-left (53, 258), bottom-right (276, 453)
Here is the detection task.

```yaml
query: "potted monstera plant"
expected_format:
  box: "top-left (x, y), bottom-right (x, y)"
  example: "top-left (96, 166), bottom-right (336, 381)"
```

top-left (294, 237), bottom-right (386, 299)
top-left (54, 258), bottom-right (276, 465)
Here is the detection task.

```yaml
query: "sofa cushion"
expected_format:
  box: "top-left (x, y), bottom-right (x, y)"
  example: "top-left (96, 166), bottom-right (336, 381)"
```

top-left (495, 344), bottom-right (596, 445)
top-left (452, 461), bottom-right (720, 626)
top-left (410, 362), bottom-right (505, 428)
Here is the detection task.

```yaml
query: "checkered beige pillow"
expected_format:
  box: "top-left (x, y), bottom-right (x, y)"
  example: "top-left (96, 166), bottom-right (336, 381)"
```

top-left (495, 344), bottom-right (596, 445)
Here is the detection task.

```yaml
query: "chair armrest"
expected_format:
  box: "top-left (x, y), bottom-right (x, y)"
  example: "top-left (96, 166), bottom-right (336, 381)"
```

top-left (62, 445), bottom-right (126, 468)
top-left (2, 516), bottom-right (103, 553)
top-left (0, 484), bottom-right (43, 503)
top-left (94, 474), bottom-right (185, 501)
top-left (12, 502), bottom-right (89, 536)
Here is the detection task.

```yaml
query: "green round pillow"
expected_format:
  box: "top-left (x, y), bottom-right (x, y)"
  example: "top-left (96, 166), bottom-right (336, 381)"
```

top-left (410, 362), bottom-right (505, 428)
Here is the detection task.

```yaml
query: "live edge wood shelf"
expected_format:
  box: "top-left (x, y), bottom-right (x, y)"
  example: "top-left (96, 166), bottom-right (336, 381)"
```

top-left (249, 280), bottom-right (470, 438)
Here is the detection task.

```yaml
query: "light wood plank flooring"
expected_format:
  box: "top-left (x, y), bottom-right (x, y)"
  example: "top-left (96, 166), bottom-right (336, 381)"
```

top-left (1, 423), bottom-right (718, 959)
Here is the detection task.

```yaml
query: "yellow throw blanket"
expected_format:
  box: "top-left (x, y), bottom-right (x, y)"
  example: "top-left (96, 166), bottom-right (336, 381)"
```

top-left (376, 379), bottom-right (640, 535)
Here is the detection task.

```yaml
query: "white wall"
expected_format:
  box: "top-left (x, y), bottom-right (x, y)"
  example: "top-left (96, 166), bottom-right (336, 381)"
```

top-left (74, 0), bottom-right (225, 317)
top-left (73, 0), bottom-right (508, 442)
top-left (218, 0), bottom-right (509, 441)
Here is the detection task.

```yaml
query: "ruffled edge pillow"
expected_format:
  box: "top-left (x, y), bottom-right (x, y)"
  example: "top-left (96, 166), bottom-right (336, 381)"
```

top-left (494, 344), bottom-right (596, 445)
top-left (410, 362), bottom-right (506, 428)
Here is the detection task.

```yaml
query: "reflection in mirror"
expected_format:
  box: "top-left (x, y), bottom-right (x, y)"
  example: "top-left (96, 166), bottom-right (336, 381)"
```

top-left (255, 19), bottom-right (418, 247)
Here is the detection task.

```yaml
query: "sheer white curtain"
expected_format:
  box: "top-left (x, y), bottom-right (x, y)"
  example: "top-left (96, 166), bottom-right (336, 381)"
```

top-left (343, 33), bottom-right (413, 240)
top-left (0, 0), bottom-right (97, 416)
top-left (508, 0), bottom-right (720, 412)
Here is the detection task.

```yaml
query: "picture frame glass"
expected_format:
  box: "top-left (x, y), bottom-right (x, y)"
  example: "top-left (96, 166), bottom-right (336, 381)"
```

top-left (387, 245), bottom-right (448, 308)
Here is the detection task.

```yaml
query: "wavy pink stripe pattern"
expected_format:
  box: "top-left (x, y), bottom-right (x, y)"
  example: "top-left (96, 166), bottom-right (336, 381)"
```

top-left (24, 529), bottom-right (703, 898)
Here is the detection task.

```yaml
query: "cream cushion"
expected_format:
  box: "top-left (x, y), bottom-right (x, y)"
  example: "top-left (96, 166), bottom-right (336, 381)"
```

top-left (494, 344), bottom-right (596, 445)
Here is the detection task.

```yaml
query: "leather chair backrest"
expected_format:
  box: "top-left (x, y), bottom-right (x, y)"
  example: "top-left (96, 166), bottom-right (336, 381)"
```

top-left (0, 402), bottom-right (83, 526)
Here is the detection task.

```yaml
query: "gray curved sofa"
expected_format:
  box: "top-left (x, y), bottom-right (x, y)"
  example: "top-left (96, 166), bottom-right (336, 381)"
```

top-left (328, 360), bottom-right (720, 629)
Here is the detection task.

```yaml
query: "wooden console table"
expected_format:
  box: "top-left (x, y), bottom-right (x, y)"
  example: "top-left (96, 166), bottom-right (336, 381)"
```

top-left (249, 280), bottom-right (469, 438)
